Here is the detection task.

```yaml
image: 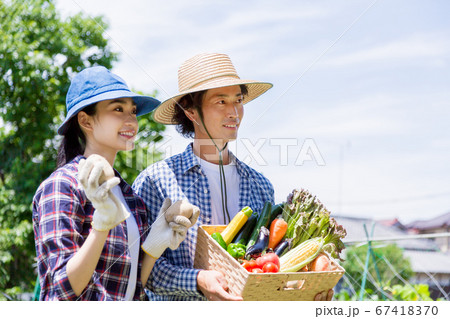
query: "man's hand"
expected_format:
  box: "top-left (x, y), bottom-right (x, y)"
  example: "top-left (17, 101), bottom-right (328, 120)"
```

top-left (314, 289), bottom-right (334, 301)
top-left (197, 270), bottom-right (243, 301)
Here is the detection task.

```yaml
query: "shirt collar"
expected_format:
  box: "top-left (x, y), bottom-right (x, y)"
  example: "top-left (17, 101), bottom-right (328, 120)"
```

top-left (232, 152), bottom-right (250, 178)
top-left (179, 143), bottom-right (199, 174)
top-left (181, 143), bottom-right (250, 178)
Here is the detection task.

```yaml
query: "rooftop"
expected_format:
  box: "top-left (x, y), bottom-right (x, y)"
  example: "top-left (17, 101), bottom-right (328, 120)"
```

top-left (404, 250), bottom-right (450, 275)
top-left (406, 212), bottom-right (450, 231)
top-left (335, 215), bottom-right (439, 251)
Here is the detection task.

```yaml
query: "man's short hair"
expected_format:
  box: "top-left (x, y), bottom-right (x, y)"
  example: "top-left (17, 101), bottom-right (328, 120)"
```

top-left (173, 84), bottom-right (248, 138)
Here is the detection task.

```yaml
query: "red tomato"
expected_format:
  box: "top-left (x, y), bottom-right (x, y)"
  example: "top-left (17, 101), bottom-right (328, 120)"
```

top-left (262, 262), bottom-right (279, 273)
top-left (242, 259), bottom-right (259, 272)
top-left (252, 268), bottom-right (263, 273)
top-left (256, 253), bottom-right (280, 269)
top-left (255, 256), bottom-right (265, 269)
top-left (248, 260), bottom-right (258, 270)
top-left (241, 260), bottom-right (250, 271)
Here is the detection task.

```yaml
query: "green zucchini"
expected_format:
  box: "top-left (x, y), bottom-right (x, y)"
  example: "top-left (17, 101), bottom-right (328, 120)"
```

top-left (246, 201), bottom-right (272, 249)
top-left (232, 213), bottom-right (257, 245)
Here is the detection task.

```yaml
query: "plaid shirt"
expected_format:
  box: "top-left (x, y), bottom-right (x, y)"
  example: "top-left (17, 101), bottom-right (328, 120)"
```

top-left (32, 155), bottom-right (149, 301)
top-left (132, 143), bottom-right (274, 300)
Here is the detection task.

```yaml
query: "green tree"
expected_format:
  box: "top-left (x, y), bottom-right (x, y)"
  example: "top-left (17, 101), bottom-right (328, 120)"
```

top-left (339, 243), bottom-right (414, 300)
top-left (115, 90), bottom-right (166, 183)
top-left (335, 283), bottom-right (435, 301)
top-left (0, 0), bottom-right (165, 300)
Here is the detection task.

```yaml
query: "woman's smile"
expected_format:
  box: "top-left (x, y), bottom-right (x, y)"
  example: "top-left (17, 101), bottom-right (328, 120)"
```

top-left (119, 130), bottom-right (136, 139)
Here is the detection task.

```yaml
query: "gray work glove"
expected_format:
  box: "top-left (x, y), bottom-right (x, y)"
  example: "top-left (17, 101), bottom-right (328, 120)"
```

top-left (141, 198), bottom-right (200, 258)
top-left (78, 155), bottom-right (130, 231)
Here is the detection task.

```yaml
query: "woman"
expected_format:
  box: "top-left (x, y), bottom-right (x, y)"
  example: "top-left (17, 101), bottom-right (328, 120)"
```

top-left (32, 66), bottom-right (199, 300)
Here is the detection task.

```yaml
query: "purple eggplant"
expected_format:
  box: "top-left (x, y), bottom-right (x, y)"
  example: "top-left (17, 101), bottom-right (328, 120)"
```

top-left (245, 226), bottom-right (269, 259)
top-left (273, 238), bottom-right (293, 257)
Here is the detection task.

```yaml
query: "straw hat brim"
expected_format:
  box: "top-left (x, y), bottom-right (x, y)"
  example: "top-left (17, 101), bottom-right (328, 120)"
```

top-left (153, 78), bottom-right (273, 124)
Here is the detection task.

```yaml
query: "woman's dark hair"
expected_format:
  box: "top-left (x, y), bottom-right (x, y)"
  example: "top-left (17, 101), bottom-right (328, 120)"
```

top-left (173, 84), bottom-right (248, 138)
top-left (57, 104), bottom-right (97, 168)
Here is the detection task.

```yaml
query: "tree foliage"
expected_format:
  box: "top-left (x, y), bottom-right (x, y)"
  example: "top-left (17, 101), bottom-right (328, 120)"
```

top-left (0, 0), bottom-right (165, 299)
top-left (338, 243), bottom-right (414, 300)
top-left (335, 283), bottom-right (435, 301)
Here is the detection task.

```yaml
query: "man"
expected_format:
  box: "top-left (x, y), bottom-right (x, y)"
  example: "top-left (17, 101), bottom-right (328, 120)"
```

top-left (133, 53), bottom-right (332, 301)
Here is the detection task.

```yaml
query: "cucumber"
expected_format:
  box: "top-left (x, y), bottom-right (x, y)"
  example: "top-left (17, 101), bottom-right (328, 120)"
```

top-left (211, 232), bottom-right (227, 250)
top-left (232, 213), bottom-right (257, 245)
top-left (246, 201), bottom-right (272, 249)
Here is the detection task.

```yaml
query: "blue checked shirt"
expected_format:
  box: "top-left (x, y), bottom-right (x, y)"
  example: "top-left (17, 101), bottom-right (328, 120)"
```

top-left (132, 143), bottom-right (275, 300)
top-left (32, 155), bottom-right (149, 301)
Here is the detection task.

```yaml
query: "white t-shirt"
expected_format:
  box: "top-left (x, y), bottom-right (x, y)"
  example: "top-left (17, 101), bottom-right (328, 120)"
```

top-left (111, 185), bottom-right (140, 301)
top-left (196, 155), bottom-right (240, 225)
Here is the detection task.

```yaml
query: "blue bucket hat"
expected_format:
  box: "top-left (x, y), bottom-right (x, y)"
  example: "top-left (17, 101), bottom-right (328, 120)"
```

top-left (58, 66), bottom-right (160, 135)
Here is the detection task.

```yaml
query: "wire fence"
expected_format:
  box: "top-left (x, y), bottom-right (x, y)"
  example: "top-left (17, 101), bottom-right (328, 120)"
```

top-left (337, 226), bottom-right (450, 301)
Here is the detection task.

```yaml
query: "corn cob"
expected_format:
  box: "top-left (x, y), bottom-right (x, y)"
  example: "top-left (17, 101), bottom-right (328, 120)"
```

top-left (279, 237), bottom-right (324, 272)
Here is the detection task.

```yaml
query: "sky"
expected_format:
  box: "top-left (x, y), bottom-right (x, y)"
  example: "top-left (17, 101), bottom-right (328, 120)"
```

top-left (55, 0), bottom-right (450, 224)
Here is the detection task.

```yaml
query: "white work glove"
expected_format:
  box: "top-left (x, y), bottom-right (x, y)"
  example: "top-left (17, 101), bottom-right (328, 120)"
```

top-left (78, 155), bottom-right (130, 231)
top-left (141, 198), bottom-right (200, 259)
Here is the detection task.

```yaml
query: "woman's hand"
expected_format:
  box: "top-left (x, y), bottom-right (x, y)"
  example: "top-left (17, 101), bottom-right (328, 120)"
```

top-left (78, 155), bottom-right (129, 231)
top-left (141, 198), bottom-right (200, 259)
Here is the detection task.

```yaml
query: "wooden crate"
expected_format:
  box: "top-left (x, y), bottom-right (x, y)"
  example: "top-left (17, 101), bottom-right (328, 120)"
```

top-left (194, 225), bottom-right (345, 301)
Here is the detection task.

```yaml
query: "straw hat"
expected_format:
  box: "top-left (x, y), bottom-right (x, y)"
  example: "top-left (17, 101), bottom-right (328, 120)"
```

top-left (153, 53), bottom-right (273, 124)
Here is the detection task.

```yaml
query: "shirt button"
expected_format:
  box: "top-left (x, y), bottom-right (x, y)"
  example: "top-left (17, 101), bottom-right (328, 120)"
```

top-left (204, 189), bottom-right (208, 194)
